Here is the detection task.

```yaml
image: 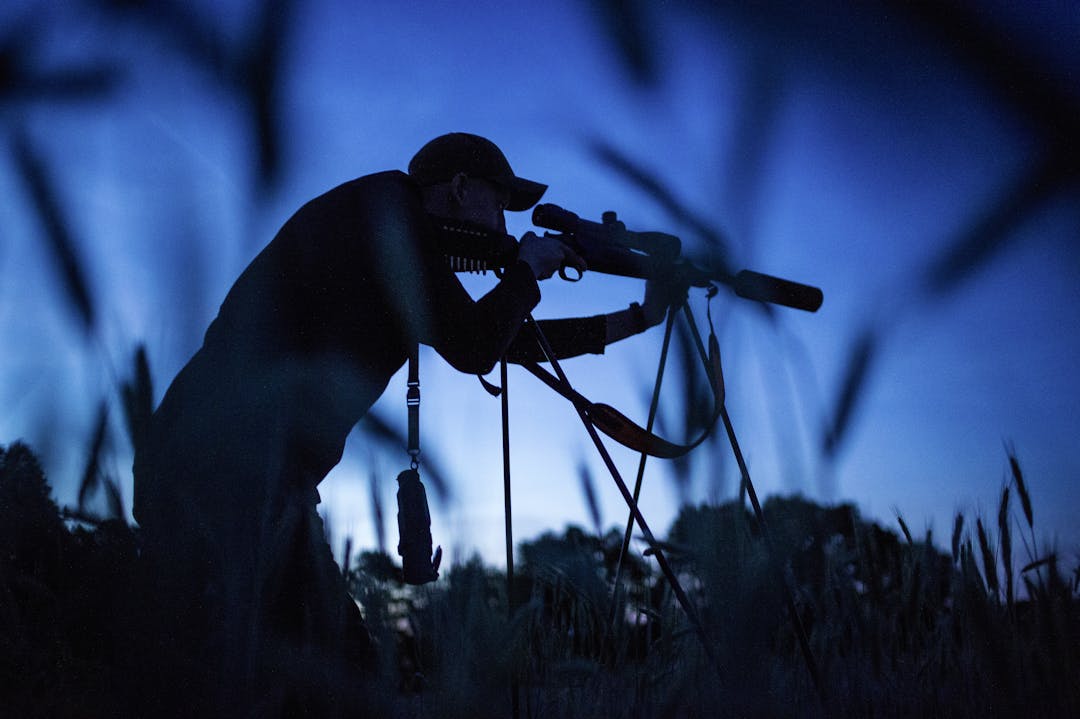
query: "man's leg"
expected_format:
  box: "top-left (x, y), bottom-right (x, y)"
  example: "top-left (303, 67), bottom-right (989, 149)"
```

top-left (255, 488), bottom-right (376, 715)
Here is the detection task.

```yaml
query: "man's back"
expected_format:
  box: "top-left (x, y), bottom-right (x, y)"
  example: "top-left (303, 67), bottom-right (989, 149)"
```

top-left (134, 168), bottom-right (555, 526)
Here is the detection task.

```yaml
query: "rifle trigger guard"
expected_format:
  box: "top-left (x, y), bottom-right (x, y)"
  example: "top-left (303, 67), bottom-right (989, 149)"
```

top-left (558, 263), bottom-right (582, 282)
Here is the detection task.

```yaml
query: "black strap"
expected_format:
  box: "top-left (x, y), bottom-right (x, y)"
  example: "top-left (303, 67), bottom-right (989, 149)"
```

top-left (407, 343), bottom-right (420, 468)
top-left (398, 344), bottom-right (442, 585)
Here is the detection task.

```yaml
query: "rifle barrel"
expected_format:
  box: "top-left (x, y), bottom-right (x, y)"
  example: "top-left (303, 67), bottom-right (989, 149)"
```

top-left (727, 269), bottom-right (823, 313)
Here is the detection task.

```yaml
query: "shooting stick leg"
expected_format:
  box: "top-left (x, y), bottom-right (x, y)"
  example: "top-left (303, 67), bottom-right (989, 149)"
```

top-left (679, 304), bottom-right (827, 706)
top-left (611, 304), bottom-right (677, 613)
top-left (499, 357), bottom-right (521, 719)
top-left (526, 315), bottom-right (722, 677)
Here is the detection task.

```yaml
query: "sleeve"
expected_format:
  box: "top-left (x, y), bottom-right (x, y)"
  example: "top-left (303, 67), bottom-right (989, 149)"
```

top-left (418, 249), bottom-right (608, 370)
top-left (418, 254), bottom-right (544, 375)
top-left (503, 315), bottom-right (608, 364)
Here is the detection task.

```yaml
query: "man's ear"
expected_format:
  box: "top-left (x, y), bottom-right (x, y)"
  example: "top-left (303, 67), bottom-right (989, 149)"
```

top-left (449, 173), bottom-right (468, 206)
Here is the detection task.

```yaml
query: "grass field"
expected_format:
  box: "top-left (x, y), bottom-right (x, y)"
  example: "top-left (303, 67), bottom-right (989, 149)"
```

top-left (2, 439), bottom-right (1076, 718)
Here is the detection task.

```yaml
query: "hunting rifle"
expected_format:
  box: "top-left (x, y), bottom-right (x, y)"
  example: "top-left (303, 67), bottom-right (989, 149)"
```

top-left (432, 203), bottom-right (823, 313)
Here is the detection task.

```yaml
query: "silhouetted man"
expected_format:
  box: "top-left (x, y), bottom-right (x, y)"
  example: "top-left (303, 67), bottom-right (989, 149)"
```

top-left (132, 133), bottom-right (677, 716)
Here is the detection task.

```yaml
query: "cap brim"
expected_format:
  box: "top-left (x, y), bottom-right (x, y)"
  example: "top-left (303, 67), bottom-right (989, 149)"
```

top-left (493, 175), bottom-right (547, 212)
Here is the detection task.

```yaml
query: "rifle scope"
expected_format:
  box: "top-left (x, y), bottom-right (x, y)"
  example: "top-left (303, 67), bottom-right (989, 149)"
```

top-left (532, 203), bottom-right (823, 313)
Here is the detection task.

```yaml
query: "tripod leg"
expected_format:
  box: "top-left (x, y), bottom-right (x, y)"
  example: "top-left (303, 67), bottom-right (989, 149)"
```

top-left (578, 391), bottom-right (723, 673)
top-left (499, 358), bottom-right (521, 719)
top-left (526, 315), bottom-right (723, 677)
top-left (680, 304), bottom-right (827, 705)
top-left (611, 305), bottom-right (677, 606)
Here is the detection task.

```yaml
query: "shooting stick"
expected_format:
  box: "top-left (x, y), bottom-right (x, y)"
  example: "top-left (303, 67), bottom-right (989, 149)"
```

top-left (499, 356), bottom-right (522, 719)
top-left (521, 312), bottom-right (723, 674)
top-left (611, 304), bottom-right (677, 602)
top-left (515, 295), bottom-right (826, 702)
top-left (441, 205), bottom-right (829, 702)
top-left (675, 302), bottom-right (825, 703)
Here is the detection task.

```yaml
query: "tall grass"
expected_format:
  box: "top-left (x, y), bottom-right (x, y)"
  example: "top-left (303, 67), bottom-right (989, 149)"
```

top-left (3, 440), bottom-right (1076, 717)
top-left (353, 473), bottom-right (1078, 718)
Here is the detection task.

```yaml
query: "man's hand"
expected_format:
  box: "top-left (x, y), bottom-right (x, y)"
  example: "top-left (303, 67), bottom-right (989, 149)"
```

top-left (518, 231), bottom-right (587, 281)
top-left (642, 274), bottom-right (690, 326)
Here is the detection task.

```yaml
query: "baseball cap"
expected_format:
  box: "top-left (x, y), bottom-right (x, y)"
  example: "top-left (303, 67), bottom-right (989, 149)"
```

top-left (408, 133), bottom-right (547, 211)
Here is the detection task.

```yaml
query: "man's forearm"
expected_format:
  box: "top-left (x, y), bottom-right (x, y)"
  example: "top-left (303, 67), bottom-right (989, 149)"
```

top-left (604, 302), bottom-right (651, 345)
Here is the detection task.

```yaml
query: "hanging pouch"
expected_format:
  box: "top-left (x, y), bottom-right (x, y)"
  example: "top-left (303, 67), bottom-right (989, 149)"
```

top-left (396, 467), bottom-right (441, 585)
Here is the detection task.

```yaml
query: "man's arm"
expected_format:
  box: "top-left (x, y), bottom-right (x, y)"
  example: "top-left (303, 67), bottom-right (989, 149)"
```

top-left (417, 227), bottom-right (590, 372)
top-left (602, 273), bottom-right (688, 343)
top-left (603, 302), bottom-right (652, 345)
top-left (420, 256), bottom-right (541, 374)
top-left (501, 274), bottom-right (683, 364)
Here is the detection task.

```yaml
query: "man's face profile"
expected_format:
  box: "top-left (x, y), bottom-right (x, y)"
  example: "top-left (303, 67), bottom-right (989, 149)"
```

top-left (459, 177), bottom-right (510, 234)
top-left (441, 173), bottom-right (510, 234)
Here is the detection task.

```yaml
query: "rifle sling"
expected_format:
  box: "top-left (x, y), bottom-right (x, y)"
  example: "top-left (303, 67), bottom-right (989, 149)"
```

top-left (518, 360), bottom-right (721, 459)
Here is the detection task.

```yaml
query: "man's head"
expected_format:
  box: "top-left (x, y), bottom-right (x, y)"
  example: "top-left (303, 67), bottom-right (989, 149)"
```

top-left (410, 133), bottom-right (546, 232)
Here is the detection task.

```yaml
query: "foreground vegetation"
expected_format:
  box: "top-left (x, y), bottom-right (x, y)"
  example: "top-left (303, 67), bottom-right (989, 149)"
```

top-left (1, 440), bottom-right (1077, 718)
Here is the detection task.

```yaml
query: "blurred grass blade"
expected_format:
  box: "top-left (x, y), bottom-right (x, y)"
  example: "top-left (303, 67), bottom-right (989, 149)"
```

top-left (998, 484), bottom-right (1013, 606)
top-left (12, 129), bottom-right (96, 333)
top-left (590, 0), bottom-right (656, 86)
top-left (578, 461), bottom-right (602, 537)
top-left (823, 326), bottom-right (877, 458)
top-left (103, 476), bottom-right (124, 520)
top-left (951, 512), bottom-right (964, 565)
top-left (0, 19), bottom-right (121, 103)
top-left (976, 518), bottom-right (999, 595)
top-left (895, 510), bottom-right (912, 545)
top-left (341, 535), bottom-right (352, 577)
top-left (922, 153), bottom-right (1077, 299)
top-left (2, 65), bottom-right (122, 102)
top-left (961, 539), bottom-right (987, 594)
top-left (1021, 555), bottom-right (1056, 574)
top-left (722, 56), bottom-right (785, 245)
top-left (590, 139), bottom-right (734, 273)
top-left (238, 0), bottom-right (294, 189)
top-left (369, 462), bottom-right (385, 554)
top-left (78, 401), bottom-right (110, 513)
top-left (1005, 444), bottom-right (1033, 529)
top-left (121, 345), bottom-right (154, 456)
top-left (95, 0), bottom-right (229, 75)
top-left (901, 1), bottom-right (1080, 148)
top-left (97, 0), bottom-right (292, 189)
top-left (321, 509), bottom-right (333, 547)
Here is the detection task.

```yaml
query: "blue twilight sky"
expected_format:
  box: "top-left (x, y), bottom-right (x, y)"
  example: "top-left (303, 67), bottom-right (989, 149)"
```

top-left (2, 0), bottom-right (1078, 566)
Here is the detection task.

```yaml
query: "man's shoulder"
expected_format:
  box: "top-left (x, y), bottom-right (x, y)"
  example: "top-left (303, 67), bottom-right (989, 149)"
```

top-left (325, 170), bottom-right (418, 201)
top-left (286, 170), bottom-right (424, 233)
